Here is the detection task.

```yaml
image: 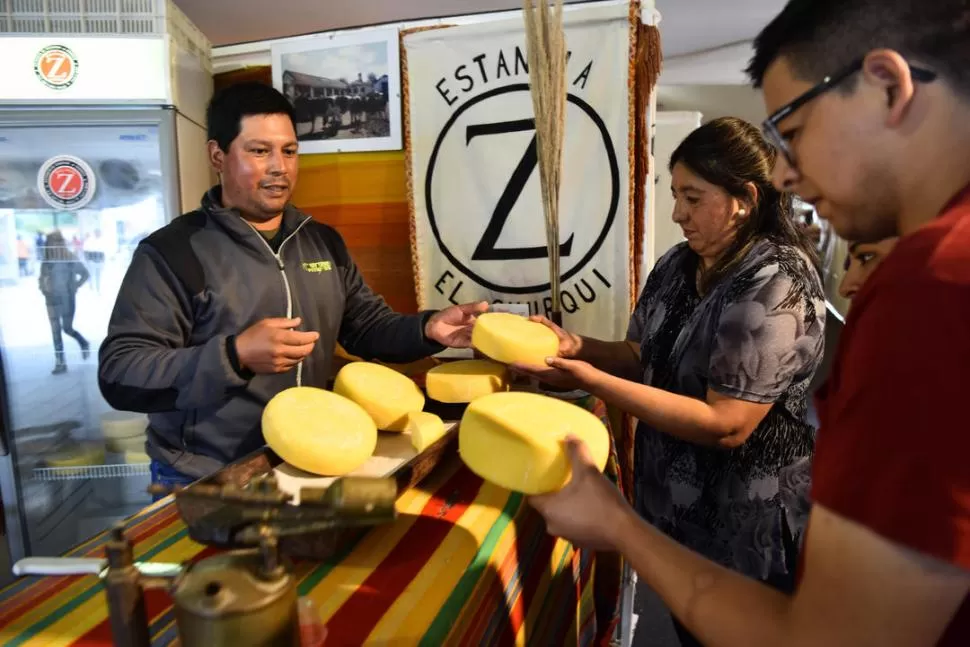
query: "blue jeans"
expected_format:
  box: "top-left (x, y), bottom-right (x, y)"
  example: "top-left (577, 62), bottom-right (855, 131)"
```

top-left (149, 460), bottom-right (196, 502)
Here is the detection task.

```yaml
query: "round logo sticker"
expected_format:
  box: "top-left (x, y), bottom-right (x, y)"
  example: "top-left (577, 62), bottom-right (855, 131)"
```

top-left (37, 155), bottom-right (97, 210)
top-left (34, 45), bottom-right (79, 90)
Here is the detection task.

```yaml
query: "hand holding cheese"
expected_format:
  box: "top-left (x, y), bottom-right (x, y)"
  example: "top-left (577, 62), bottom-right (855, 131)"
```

top-left (425, 359), bottom-right (509, 403)
top-left (471, 312), bottom-right (560, 367)
top-left (262, 386), bottom-right (377, 475)
top-left (333, 362), bottom-right (425, 431)
top-left (458, 391), bottom-right (610, 494)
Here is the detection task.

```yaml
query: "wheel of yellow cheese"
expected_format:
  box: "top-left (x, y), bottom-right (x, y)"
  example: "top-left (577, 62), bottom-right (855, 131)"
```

top-left (262, 386), bottom-right (377, 476)
top-left (458, 391), bottom-right (609, 494)
top-left (333, 362), bottom-right (425, 431)
top-left (471, 312), bottom-right (560, 367)
top-left (425, 359), bottom-right (509, 403)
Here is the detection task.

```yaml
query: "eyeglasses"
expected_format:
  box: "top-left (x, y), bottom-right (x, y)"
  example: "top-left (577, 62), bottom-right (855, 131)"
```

top-left (762, 58), bottom-right (938, 171)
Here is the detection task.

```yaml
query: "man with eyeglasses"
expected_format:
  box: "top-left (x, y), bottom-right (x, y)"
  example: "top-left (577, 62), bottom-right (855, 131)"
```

top-left (525, 1), bottom-right (970, 645)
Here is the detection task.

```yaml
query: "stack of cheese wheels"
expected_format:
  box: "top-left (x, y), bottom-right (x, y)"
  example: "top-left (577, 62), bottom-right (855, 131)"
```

top-left (470, 312), bottom-right (559, 367)
top-left (333, 362), bottom-right (425, 431)
top-left (262, 386), bottom-right (377, 476)
top-left (458, 391), bottom-right (609, 494)
top-left (101, 412), bottom-right (149, 453)
top-left (425, 359), bottom-right (509, 403)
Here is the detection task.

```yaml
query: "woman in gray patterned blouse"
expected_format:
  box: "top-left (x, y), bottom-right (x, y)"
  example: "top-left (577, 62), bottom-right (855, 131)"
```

top-left (515, 116), bottom-right (825, 646)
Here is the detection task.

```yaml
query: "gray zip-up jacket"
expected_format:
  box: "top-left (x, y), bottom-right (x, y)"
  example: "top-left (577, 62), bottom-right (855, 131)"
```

top-left (98, 187), bottom-right (443, 477)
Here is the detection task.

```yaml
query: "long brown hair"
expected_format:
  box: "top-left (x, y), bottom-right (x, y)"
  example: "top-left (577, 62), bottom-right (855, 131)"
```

top-left (669, 116), bottom-right (821, 294)
top-left (42, 231), bottom-right (77, 263)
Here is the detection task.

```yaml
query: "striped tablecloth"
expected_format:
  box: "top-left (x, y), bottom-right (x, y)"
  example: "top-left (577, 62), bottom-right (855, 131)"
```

top-left (0, 398), bottom-right (624, 646)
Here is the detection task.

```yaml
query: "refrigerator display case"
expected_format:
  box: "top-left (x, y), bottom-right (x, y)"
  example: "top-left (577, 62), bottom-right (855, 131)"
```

top-left (0, 29), bottom-right (213, 567)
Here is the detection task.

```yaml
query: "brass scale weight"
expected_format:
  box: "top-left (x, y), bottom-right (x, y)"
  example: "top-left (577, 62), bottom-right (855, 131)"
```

top-left (13, 475), bottom-right (399, 647)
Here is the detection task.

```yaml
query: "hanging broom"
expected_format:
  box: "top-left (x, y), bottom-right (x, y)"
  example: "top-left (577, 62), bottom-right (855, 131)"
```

top-left (522, 0), bottom-right (567, 326)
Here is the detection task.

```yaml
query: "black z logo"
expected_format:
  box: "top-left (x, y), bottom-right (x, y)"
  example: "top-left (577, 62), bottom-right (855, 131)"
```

top-left (465, 118), bottom-right (574, 261)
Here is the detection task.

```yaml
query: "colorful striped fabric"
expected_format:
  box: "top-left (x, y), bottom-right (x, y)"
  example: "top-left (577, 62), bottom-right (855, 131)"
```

top-left (0, 399), bottom-right (623, 646)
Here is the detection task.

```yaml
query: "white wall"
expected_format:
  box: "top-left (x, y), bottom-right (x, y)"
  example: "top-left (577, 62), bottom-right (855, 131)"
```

top-left (643, 110), bottom-right (701, 285)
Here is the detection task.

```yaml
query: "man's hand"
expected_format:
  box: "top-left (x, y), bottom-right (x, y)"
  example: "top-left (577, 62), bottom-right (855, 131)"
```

top-left (424, 301), bottom-right (489, 347)
top-left (528, 436), bottom-right (631, 551)
top-left (510, 356), bottom-right (605, 392)
top-left (235, 317), bottom-right (319, 374)
top-left (527, 315), bottom-right (583, 358)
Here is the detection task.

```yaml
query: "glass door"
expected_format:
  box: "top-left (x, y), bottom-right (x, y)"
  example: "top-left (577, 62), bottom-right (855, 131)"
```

top-left (0, 109), bottom-right (178, 559)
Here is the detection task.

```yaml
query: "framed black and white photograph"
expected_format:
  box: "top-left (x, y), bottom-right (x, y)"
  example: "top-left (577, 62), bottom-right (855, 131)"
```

top-left (271, 29), bottom-right (402, 154)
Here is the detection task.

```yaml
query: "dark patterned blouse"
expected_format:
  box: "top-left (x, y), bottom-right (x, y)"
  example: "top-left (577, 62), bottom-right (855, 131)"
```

top-left (626, 239), bottom-right (824, 581)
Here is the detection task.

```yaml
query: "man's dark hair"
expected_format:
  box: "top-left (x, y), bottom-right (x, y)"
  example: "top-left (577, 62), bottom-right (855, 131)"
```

top-left (746, 0), bottom-right (970, 94)
top-left (206, 81), bottom-right (297, 152)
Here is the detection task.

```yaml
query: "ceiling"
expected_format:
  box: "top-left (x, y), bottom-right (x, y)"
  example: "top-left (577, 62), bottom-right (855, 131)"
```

top-left (171, 0), bottom-right (786, 59)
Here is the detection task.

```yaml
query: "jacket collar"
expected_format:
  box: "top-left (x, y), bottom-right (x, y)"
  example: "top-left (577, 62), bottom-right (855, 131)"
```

top-left (200, 185), bottom-right (310, 246)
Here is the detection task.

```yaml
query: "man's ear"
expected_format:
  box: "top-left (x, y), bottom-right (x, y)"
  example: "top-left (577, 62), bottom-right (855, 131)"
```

top-left (861, 49), bottom-right (916, 128)
top-left (207, 140), bottom-right (224, 174)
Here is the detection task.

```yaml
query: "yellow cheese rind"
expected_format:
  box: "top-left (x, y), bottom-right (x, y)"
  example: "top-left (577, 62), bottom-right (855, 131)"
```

top-left (333, 362), bottom-right (425, 431)
top-left (458, 391), bottom-right (609, 494)
top-left (471, 312), bottom-right (560, 367)
top-left (407, 411), bottom-right (448, 453)
top-left (425, 359), bottom-right (509, 403)
top-left (262, 386), bottom-right (377, 476)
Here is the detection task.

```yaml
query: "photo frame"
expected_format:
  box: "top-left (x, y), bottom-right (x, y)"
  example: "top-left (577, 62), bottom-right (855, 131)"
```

top-left (271, 28), bottom-right (402, 154)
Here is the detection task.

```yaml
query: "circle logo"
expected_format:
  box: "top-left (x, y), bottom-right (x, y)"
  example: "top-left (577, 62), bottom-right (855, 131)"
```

top-left (37, 155), bottom-right (97, 210)
top-left (425, 83), bottom-right (620, 294)
top-left (34, 45), bottom-right (79, 90)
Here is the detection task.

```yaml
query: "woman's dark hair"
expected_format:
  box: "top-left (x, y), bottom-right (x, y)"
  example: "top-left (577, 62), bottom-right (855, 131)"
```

top-left (668, 116), bottom-right (821, 293)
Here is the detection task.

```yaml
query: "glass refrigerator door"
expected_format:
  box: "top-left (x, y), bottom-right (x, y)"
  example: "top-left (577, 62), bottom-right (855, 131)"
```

top-left (0, 109), bottom-right (178, 560)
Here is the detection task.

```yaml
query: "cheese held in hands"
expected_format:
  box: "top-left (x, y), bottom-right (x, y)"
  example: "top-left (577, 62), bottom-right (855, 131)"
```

top-left (406, 411), bottom-right (448, 452)
top-left (262, 387), bottom-right (377, 475)
top-left (333, 362), bottom-right (425, 431)
top-left (458, 391), bottom-right (609, 494)
top-left (425, 359), bottom-right (509, 403)
top-left (471, 312), bottom-right (560, 367)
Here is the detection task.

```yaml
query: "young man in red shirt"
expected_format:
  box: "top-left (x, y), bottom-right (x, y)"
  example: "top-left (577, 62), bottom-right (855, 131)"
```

top-left (527, 1), bottom-right (970, 645)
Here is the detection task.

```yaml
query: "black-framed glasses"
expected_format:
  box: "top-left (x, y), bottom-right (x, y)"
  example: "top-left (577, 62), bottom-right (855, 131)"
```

top-left (762, 58), bottom-right (938, 170)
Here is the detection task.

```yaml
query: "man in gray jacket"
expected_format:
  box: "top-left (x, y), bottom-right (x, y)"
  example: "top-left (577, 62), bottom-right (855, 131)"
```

top-left (98, 82), bottom-right (486, 488)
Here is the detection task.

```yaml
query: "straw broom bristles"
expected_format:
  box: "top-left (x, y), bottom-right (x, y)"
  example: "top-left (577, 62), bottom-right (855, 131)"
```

top-left (522, 0), bottom-right (567, 316)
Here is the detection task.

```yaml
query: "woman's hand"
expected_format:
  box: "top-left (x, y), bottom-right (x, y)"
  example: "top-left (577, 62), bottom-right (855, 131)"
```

top-left (528, 315), bottom-right (583, 359)
top-left (510, 356), bottom-right (606, 392)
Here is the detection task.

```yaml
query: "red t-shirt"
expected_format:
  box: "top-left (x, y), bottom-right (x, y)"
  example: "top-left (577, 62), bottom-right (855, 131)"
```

top-left (812, 184), bottom-right (970, 645)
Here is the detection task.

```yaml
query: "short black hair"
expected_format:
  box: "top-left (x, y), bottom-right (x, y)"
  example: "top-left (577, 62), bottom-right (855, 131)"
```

top-left (747, 0), bottom-right (970, 95)
top-left (206, 81), bottom-right (297, 152)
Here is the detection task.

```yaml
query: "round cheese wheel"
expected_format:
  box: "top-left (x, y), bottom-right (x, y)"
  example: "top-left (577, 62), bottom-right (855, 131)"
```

top-left (46, 442), bottom-right (107, 476)
top-left (262, 386), bottom-right (377, 476)
top-left (100, 412), bottom-right (148, 440)
top-left (471, 312), bottom-right (560, 367)
top-left (425, 359), bottom-right (509, 403)
top-left (333, 362), bottom-right (425, 432)
top-left (458, 391), bottom-right (609, 494)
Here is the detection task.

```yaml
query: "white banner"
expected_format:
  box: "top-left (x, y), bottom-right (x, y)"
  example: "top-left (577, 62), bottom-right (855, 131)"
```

top-left (403, 3), bottom-right (634, 341)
